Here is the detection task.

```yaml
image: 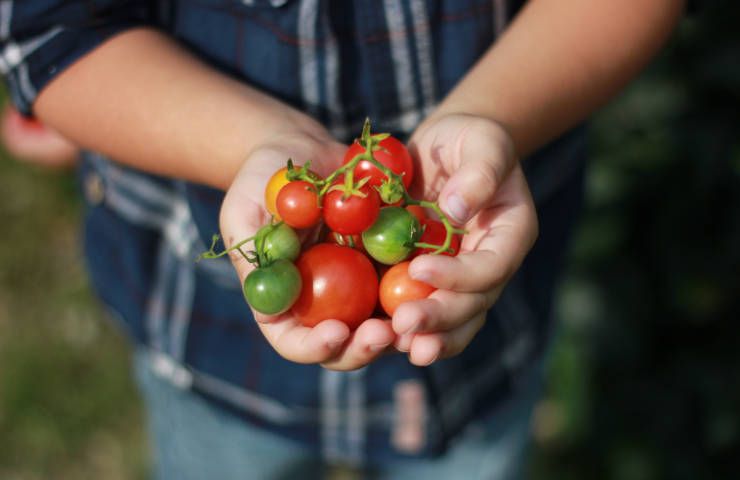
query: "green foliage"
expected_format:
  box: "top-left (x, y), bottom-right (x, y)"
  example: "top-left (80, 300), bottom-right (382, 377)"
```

top-left (0, 149), bottom-right (149, 479)
top-left (531, 2), bottom-right (740, 479)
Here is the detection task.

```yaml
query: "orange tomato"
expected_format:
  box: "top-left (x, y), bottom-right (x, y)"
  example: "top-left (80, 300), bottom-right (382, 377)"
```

top-left (379, 261), bottom-right (435, 316)
top-left (264, 167), bottom-right (293, 219)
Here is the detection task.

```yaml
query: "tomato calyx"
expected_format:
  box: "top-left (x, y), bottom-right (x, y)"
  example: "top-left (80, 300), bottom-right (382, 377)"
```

top-left (376, 176), bottom-right (405, 204)
top-left (284, 158), bottom-right (322, 183)
top-left (326, 173), bottom-right (372, 200)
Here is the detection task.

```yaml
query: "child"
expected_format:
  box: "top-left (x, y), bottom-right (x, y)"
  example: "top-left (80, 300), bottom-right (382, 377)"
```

top-left (2, 0), bottom-right (684, 478)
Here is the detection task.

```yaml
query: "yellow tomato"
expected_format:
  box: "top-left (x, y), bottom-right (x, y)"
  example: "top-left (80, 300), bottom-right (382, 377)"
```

top-left (264, 167), bottom-right (293, 219)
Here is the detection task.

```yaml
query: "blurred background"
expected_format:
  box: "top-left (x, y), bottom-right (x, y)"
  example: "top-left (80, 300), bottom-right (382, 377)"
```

top-left (0, 2), bottom-right (738, 479)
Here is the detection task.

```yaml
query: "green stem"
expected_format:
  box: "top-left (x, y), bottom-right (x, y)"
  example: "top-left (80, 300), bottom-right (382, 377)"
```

top-left (412, 200), bottom-right (467, 255)
top-left (196, 234), bottom-right (256, 261)
top-left (355, 123), bottom-right (463, 255)
top-left (318, 157), bottom-right (361, 197)
top-left (290, 119), bottom-right (466, 256)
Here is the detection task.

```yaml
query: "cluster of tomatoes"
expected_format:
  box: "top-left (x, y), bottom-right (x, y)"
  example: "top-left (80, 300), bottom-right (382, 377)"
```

top-left (201, 120), bottom-right (463, 330)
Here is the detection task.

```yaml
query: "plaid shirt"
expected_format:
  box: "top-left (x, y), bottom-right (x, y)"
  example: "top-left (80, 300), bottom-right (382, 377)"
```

top-left (2, 0), bottom-right (586, 465)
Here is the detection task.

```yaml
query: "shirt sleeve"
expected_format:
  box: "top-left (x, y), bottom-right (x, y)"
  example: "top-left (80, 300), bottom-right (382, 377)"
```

top-left (0, 1), bottom-right (153, 115)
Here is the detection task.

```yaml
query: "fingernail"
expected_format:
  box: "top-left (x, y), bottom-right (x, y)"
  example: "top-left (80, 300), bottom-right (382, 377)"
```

top-left (254, 313), bottom-right (274, 324)
top-left (395, 316), bottom-right (419, 335)
top-left (396, 334), bottom-right (413, 352)
top-left (327, 339), bottom-right (347, 350)
top-left (323, 331), bottom-right (349, 349)
top-left (444, 194), bottom-right (469, 224)
top-left (369, 342), bottom-right (391, 353)
top-left (408, 264), bottom-right (432, 283)
top-left (416, 350), bottom-right (440, 367)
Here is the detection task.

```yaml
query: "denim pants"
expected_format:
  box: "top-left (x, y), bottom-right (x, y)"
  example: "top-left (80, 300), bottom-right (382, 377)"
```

top-left (133, 350), bottom-right (544, 480)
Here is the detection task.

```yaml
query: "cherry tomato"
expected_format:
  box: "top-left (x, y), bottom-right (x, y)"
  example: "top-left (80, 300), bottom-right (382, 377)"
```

top-left (362, 206), bottom-right (421, 265)
top-left (276, 181), bottom-right (321, 229)
top-left (414, 219), bottom-right (461, 257)
top-left (292, 244), bottom-right (378, 330)
top-left (326, 231), bottom-right (364, 252)
top-left (264, 167), bottom-right (292, 219)
top-left (243, 259), bottom-right (302, 315)
top-left (405, 205), bottom-right (427, 224)
top-left (379, 261), bottom-right (436, 316)
top-left (260, 223), bottom-right (301, 262)
top-left (343, 136), bottom-right (414, 189)
top-left (264, 165), bottom-right (318, 219)
top-left (323, 185), bottom-right (380, 235)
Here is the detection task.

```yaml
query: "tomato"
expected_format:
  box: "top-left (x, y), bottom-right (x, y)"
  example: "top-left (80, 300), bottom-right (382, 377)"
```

top-left (264, 167), bottom-right (292, 219)
top-left (326, 231), bottom-right (364, 252)
top-left (260, 223), bottom-right (301, 262)
top-left (414, 219), bottom-right (461, 257)
top-left (276, 181), bottom-right (322, 229)
top-left (379, 261), bottom-right (436, 316)
top-left (405, 205), bottom-right (427, 224)
top-left (323, 185), bottom-right (380, 235)
top-left (362, 206), bottom-right (421, 265)
top-left (343, 136), bottom-right (414, 189)
top-left (264, 165), bottom-right (318, 219)
top-left (292, 244), bottom-right (378, 330)
top-left (243, 259), bottom-right (302, 315)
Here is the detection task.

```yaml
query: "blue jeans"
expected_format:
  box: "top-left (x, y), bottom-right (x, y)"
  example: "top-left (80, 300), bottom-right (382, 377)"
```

top-left (133, 351), bottom-right (543, 480)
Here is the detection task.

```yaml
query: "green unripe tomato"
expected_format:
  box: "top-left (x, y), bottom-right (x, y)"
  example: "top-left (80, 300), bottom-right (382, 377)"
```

top-left (260, 223), bottom-right (300, 262)
top-left (243, 259), bottom-right (302, 315)
top-left (362, 206), bottom-right (421, 265)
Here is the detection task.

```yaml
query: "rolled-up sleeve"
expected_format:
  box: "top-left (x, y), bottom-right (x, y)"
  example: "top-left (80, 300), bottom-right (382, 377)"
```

top-left (0, 1), bottom-right (152, 115)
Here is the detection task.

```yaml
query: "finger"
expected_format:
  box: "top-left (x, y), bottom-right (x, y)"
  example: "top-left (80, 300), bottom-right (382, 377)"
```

top-left (436, 120), bottom-right (516, 224)
top-left (220, 198), bottom-right (269, 280)
top-left (392, 288), bottom-right (501, 335)
top-left (320, 319), bottom-right (396, 371)
top-left (408, 171), bottom-right (538, 293)
top-left (407, 241), bottom-right (525, 293)
top-left (256, 317), bottom-right (351, 364)
top-left (395, 333), bottom-right (414, 352)
top-left (407, 314), bottom-right (486, 366)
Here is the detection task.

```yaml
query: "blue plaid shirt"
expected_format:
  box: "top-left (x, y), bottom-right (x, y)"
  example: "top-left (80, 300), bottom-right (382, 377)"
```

top-left (2, 0), bottom-right (586, 465)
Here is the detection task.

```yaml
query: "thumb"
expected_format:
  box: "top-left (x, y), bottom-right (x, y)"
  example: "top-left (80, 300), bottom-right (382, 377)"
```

top-left (437, 121), bottom-right (516, 225)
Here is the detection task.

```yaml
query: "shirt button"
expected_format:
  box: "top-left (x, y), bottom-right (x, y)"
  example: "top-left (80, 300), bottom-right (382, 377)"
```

top-left (84, 172), bottom-right (105, 206)
top-left (3, 43), bottom-right (22, 67)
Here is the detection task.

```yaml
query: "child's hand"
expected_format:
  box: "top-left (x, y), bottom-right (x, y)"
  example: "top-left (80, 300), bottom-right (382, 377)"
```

top-left (219, 129), bottom-right (395, 371)
top-left (393, 114), bottom-right (538, 365)
top-left (1, 105), bottom-right (78, 168)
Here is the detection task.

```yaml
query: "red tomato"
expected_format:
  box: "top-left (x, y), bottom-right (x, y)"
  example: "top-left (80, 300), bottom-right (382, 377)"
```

top-left (323, 185), bottom-right (380, 235)
top-left (379, 261), bottom-right (436, 316)
top-left (343, 136), bottom-right (414, 189)
top-left (405, 205), bottom-right (427, 224)
top-left (276, 181), bottom-right (321, 229)
top-left (326, 231), bottom-right (364, 252)
top-left (264, 165), bottom-right (317, 219)
top-left (292, 244), bottom-right (379, 330)
top-left (414, 219), bottom-right (461, 257)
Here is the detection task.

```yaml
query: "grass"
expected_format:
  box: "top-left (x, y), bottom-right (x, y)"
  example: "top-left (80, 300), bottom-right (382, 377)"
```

top-left (0, 143), bottom-right (149, 479)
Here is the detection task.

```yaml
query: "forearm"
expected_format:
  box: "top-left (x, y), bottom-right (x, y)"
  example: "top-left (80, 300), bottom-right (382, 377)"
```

top-left (428, 0), bottom-right (685, 157)
top-left (33, 28), bottom-right (323, 190)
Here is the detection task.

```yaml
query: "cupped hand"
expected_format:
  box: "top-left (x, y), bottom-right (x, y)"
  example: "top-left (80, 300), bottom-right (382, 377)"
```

top-left (393, 114), bottom-right (538, 366)
top-left (219, 128), bottom-right (395, 371)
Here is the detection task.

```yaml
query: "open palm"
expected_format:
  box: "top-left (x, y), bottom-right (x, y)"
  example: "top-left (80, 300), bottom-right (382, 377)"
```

top-left (392, 114), bottom-right (539, 366)
top-left (219, 131), bottom-right (396, 371)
